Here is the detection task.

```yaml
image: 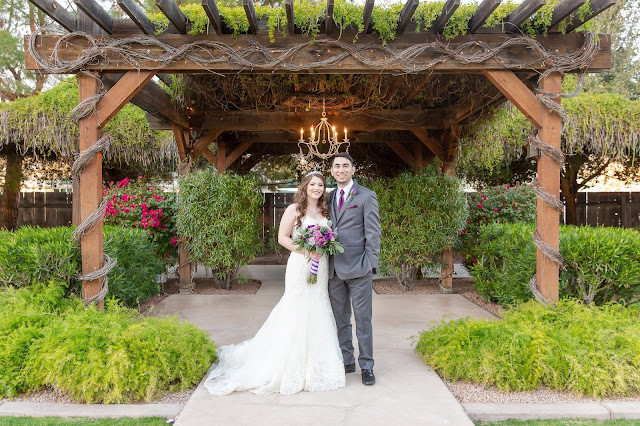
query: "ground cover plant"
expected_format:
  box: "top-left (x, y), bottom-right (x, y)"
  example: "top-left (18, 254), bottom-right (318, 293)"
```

top-left (0, 282), bottom-right (216, 402)
top-left (0, 225), bottom-right (165, 307)
top-left (416, 299), bottom-right (640, 397)
top-left (0, 418), bottom-right (167, 426)
top-left (467, 223), bottom-right (640, 306)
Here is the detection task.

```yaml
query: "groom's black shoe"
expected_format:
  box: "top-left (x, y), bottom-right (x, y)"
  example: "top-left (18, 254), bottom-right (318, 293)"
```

top-left (361, 369), bottom-right (376, 385)
top-left (344, 363), bottom-right (356, 373)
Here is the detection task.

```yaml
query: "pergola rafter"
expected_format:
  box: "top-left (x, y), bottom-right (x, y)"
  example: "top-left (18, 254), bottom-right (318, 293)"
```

top-left (25, 0), bottom-right (614, 302)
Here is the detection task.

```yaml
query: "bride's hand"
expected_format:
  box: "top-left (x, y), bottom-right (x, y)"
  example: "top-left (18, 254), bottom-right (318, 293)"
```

top-left (309, 251), bottom-right (322, 261)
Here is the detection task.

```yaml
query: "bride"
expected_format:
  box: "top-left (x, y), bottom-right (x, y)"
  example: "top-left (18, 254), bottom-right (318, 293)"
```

top-left (204, 171), bottom-right (346, 396)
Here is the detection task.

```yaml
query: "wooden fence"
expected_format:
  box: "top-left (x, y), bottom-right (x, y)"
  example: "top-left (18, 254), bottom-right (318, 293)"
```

top-left (2, 191), bottom-right (638, 230)
top-left (0, 191), bottom-right (73, 228)
top-left (569, 192), bottom-right (640, 228)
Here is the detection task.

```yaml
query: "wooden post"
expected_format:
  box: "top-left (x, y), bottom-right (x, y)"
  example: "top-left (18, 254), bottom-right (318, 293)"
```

top-left (440, 159), bottom-right (455, 293)
top-left (414, 141), bottom-right (424, 173)
top-left (536, 72), bottom-right (561, 302)
top-left (216, 141), bottom-right (227, 174)
top-left (173, 125), bottom-right (193, 292)
top-left (78, 72), bottom-right (104, 308)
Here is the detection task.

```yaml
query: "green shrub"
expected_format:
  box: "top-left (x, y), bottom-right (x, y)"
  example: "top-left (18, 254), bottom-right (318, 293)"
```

top-left (0, 283), bottom-right (217, 402)
top-left (416, 299), bottom-right (640, 397)
top-left (369, 164), bottom-right (468, 290)
top-left (0, 226), bottom-right (165, 307)
top-left (468, 223), bottom-right (640, 306)
top-left (460, 184), bottom-right (536, 266)
top-left (176, 169), bottom-right (263, 289)
top-left (103, 226), bottom-right (166, 307)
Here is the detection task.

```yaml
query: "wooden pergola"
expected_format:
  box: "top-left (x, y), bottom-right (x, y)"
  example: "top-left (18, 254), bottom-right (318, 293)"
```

top-left (26, 0), bottom-right (613, 303)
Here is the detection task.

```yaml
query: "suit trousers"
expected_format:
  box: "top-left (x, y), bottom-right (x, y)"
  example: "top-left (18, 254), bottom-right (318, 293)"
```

top-left (328, 272), bottom-right (374, 370)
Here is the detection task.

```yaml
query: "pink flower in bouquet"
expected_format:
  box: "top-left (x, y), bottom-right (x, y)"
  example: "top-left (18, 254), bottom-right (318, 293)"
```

top-left (316, 237), bottom-right (327, 247)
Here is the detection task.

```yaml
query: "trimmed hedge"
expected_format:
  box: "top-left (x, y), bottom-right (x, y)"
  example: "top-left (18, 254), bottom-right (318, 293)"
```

top-left (0, 282), bottom-right (217, 401)
top-left (0, 226), bottom-right (165, 307)
top-left (416, 299), bottom-right (640, 397)
top-left (468, 223), bottom-right (640, 306)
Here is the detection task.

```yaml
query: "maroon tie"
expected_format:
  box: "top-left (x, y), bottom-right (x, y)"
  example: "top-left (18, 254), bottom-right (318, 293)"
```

top-left (338, 189), bottom-right (345, 212)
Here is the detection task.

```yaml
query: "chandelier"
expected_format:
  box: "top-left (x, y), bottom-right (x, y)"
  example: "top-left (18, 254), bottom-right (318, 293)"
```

top-left (298, 100), bottom-right (350, 160)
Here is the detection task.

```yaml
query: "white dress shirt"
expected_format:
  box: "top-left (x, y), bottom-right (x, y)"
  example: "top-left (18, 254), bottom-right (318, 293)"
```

top-left (335, 180), bottom-right (354, 211)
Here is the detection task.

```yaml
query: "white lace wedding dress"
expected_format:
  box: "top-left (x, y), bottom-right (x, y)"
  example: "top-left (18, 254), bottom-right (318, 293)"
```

top-left (204, 216), bottom-right (346, 396)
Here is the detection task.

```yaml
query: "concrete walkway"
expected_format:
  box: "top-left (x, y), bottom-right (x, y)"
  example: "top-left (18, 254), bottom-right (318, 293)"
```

top-left (151, 265), bottom-right (496, 426)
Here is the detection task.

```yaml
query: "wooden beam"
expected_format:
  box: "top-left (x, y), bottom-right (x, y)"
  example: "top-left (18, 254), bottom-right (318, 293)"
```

top-left (468, 0), bottom-right (501, 33)
top-left (383, 76), bottom-right (405, 102)
top-left (482, 70), bottom-right (544, 128)
top-left (548, 0), bottom-right (586, 29)
top-left (102, 74), bottom-right (188, 128)
top-left (431, 0), bottom-right (460, 33)
top-left (387, 142), bottom-right (415, 167)
top-left (173, 123), bottom-right (189, 161)
top-left (155, 0), bottom-right (187, 34)
top-left (411, 128), bottom-right (445, 160)
top-left (201, 110), bottom-right (444, 131)
top-left (96, 71), bottom-right (155, 128)
top-left (536, 72), bottom-right (561, 302)
top-left (563, 0), bottom-right (617, 32)
top-left (362, 0), bottom-right (375, 33)
top-left (191, 130), bottom-right (223, 159)
top-left (503, 0), bottom-right (546, 31)
top-left (28, 0), bottom-right (76, 32)
top-left (216, 141), bottom-right (227, 173)
top-left (78, 72), bottom-right (104, 308)
top-left (202, 0), bottom-right (223, 35)
top-left (201, 147), bottom-right (217, 165)
top-left (74, 0), bottom-right (114, 34)
top-left (401, 74), bottom-right (434, 108)
top-left (118, 0), bottom-right (154, 34)
top-left (243, 0), bottom-right (258, 35)
top-left (285, 0), bottom-right (295, 35)
top-left (226, 142), bottom-right (253, 168)
top-left (325, 0), bottom-right (335, 35)
top-left (397, 0), bottom-right (419, 36)
top-left (25, 33), bottom-right (612, 73)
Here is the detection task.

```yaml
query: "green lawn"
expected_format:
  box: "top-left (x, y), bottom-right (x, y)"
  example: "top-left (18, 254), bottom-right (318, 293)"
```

top-left (0, 418), bottom-right (167, 426)
top-left (476, 420), bottom-right (640, 426)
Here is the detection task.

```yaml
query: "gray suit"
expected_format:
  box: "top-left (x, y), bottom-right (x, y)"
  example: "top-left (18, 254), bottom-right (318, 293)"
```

top-left (328, 180), bottom-right (381, 370)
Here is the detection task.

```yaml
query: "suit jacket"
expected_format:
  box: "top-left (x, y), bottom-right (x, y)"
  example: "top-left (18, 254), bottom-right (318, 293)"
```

top-left (328, 180), bottom-right (381, 280)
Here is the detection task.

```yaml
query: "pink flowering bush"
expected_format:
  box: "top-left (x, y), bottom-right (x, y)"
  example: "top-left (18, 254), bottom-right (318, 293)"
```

top-left (103, 176), bottom-right (177, 263)
top-left (459, 183), bottom-right (536, 267)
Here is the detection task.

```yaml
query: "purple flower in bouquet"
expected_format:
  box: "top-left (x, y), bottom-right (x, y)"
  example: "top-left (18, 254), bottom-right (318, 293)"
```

top-left (292, 220), bottom-right (344, 284)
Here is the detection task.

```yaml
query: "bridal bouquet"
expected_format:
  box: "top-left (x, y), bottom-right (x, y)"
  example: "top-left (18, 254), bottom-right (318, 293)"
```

top-left (293, 221), bottom-right (344, 284)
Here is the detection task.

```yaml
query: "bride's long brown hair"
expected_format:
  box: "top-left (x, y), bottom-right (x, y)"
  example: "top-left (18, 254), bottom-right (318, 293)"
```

top-left (293, 173), bottom-right (330, 228)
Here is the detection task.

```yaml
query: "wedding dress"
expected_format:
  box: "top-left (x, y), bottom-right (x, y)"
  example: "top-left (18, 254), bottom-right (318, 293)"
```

top-left (204, 216), bottom-right (346, 396)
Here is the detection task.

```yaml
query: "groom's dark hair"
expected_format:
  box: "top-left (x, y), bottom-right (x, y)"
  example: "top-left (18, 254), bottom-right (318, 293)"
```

top-left (332, 152), bottom-right (354, 166)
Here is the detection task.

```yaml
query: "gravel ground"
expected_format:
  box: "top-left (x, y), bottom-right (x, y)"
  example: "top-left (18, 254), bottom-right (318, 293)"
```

top-left (0, 387), bottom-right (195, 405)
top-left (373, 277), bottom-right (504, 318)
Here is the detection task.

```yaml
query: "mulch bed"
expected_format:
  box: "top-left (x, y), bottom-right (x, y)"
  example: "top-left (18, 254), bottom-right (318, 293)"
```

top-left (374, 277), bottom-right (503, 318)
top-left (138, 277), bottom-right (262, 314)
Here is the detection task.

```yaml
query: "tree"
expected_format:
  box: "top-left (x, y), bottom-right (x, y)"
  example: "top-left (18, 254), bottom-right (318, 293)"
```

top-left (457, 93), bottom-right (640, 225)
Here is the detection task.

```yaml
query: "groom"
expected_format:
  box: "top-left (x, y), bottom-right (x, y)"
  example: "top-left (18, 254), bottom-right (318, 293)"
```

top-left (328, 152), bottom-right (381, 386)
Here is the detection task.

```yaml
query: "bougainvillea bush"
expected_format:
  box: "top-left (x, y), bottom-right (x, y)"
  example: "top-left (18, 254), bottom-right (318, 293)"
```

top-left (459, 183), bottom-right (536, 266)
top-left (104, 176), bottom-right (177, 263)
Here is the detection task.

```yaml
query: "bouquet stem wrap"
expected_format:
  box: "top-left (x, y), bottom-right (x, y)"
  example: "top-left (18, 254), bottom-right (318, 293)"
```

top-left (308, 258), bottom-right (320, 284)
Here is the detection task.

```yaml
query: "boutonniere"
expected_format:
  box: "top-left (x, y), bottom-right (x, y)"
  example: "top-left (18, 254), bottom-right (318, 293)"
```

top-left (347, 188), bottom-right (357, 200)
